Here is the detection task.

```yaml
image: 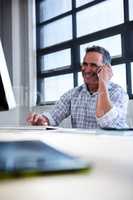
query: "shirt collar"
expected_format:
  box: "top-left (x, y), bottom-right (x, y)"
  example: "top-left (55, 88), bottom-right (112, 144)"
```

top-left (82, 84), bottom-right (97, 96)
top-left (82, 81), bottom-right (112, 96)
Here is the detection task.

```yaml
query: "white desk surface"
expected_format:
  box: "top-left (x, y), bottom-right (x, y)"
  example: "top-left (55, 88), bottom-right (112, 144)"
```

top-left (0, 128), bottom-right (133, 200)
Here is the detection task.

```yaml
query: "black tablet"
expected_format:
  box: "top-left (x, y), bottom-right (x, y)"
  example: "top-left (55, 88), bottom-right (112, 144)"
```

top-left (0, 140), bottom-right (90, 175)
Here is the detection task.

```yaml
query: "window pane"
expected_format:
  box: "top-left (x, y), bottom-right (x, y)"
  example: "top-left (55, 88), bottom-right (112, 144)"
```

top-left (40, 16), bottom-right (72, 48)
top-left (129, 0), bottom-right (133, 21)
top-left (78, 72), bottom-right (84, 85)
top-left (131, 63), bottom-right (133, 92)
top-left (80, 35), bottom-right (122, 62)
top-left (44, 74), bottom-right (73, 101)
top-left (77, 0), bottom-right (124, 37)
top-left (41, 49), bottom-right (71, 71)
top-left (39, 0), bottom-right (72, 22)
top-left (76, 0), bottom-right (95, 7)
top-left (111, 64), bottom-right (126, 92)
top-left (78, 64), bottom-right (126, 92)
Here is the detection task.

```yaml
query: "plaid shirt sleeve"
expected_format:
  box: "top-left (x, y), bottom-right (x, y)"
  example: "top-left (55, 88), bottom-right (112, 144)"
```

top-left (96, 87), bottom-right (129, 128)
top-left (42, 90), bottom-right (72, 126)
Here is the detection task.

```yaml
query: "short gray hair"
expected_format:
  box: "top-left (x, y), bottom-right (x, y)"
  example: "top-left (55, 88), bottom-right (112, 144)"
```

top-left (86, 45), bottom-right (111, 65)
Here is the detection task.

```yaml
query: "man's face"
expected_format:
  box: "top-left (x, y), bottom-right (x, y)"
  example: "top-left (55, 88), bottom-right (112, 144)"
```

top-left (81, 52), bottom-right (103, 91)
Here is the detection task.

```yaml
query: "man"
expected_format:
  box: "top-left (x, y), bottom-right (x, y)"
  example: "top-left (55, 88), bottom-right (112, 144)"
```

top-left (27, 46), bottom-right (128, 129)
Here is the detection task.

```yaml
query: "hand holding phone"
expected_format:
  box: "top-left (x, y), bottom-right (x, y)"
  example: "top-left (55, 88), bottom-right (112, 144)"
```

top-left (97, 64), bottom-right (113, 82)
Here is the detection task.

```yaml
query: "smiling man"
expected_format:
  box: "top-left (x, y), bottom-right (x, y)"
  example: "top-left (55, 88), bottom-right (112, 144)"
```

top-left (27, 46), bottom-right (129, 129)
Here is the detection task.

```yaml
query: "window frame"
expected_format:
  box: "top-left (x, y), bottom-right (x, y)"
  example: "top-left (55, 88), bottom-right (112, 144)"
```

top-left (36, 0), bottom-right (133, 104)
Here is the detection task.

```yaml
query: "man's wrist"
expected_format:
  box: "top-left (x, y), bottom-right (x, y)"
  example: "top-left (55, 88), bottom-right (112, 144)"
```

top-left (98, 91), bottom-right (106, 95)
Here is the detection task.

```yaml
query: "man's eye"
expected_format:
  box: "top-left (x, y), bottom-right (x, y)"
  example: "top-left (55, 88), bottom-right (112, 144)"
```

top-left (82, 62), bottom-right (88, 66)
top-left (90, 63), bottom-right (98, 68)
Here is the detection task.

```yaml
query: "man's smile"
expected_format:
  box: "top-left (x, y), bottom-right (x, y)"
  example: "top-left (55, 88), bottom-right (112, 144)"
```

top-left (82, 71), bottom-right (98, 79)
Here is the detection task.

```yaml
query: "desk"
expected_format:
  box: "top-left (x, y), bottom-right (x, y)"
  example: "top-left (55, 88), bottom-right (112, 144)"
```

top-left (0, 128), bottom-right (133, 200)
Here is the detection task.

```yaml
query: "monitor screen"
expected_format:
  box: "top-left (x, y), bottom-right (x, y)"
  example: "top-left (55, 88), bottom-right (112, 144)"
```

top-left (0, 39), bottom-right (16, 111)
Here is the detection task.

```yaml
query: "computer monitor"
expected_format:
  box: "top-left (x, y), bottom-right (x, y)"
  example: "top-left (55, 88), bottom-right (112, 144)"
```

top-left (0, 39), bottom-right (16, 111)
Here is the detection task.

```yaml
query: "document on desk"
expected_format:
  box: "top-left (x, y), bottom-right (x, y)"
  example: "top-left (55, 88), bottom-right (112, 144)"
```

top-left (0, 126), bottom-right (97, 135)
top-left (0, 140), bottom-right (90, 177)
top-left (0, 126), bottom-right (56, 131)
top-left (0, 126), bottom-right (58, 135)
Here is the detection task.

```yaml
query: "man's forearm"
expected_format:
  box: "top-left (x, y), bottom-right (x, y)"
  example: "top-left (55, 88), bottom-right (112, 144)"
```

top-left (96, 82), bottom-right (112, 118)
top-left (96, 92), bottom-right (112, 117)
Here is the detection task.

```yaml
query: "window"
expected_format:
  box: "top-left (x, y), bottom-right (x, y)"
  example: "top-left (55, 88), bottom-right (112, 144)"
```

top-left (40, 49), bottom-right (71, 71)
top-left (80, 35), bottom-right (122, 62)
top-left (131, 63), bottom-right (133, 93)
top-left (111, 64), bottom-right (127, 92)
top-left (76, 0), bottom-right (124, 37)
top-left (78, 72), bottom-right (83, 86)
top-left (76, 0), bottom-right (95, 7)
top-left (42, 74), bottom-right (73, 102)
top-left (36, 0), bottom-right (133, 104)
top-left (40, 16), bottom-right (72, 48)
top-left (129, 0), bottom-right (133, 21)
top-left (39, 0), bottom-right (72, 22)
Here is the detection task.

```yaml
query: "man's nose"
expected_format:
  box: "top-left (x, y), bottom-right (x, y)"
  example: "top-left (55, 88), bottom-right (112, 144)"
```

top-left (81, 65), bottom-right (95, 72)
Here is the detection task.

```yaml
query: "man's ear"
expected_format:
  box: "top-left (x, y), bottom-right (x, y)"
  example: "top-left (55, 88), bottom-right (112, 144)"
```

top-left (104, 63), bottom-right (112, 68)
top-left (106, 63), bottom-right (112, 68)
top-left (81, 65), bottom-right (85, 71)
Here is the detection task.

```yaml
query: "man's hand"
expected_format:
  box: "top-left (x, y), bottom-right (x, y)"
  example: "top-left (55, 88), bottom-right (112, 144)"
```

top-left (96, 64), bottom-right (113, 118)
top-left (97, 64), bottom-right (113, 83)
top-left (97, 64), bottom-right (113, 94)
top-left (27, 113), bottom-right (49, 126)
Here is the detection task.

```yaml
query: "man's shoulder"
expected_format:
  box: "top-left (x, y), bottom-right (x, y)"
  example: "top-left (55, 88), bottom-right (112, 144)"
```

top-left (109, 81), bottom-right (125, 91)
top-left (63, 84), bottom-right (85, 97)
top-left (109, 81), bottom-right (128, 97)
top-left (69, 84), bottom-right (85, 94)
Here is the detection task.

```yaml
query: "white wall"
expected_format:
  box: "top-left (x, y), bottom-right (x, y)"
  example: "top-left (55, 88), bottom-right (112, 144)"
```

top-left (0, 0), bottom-right (36, 126)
